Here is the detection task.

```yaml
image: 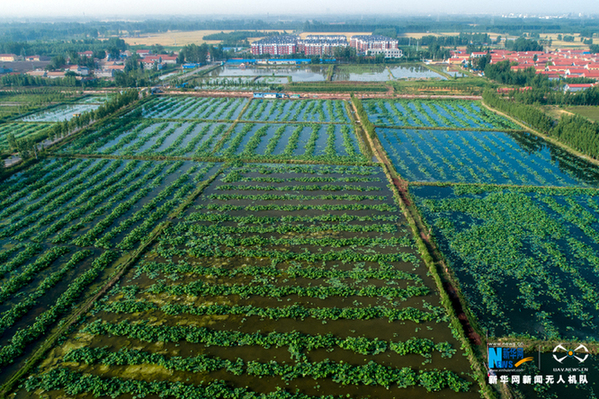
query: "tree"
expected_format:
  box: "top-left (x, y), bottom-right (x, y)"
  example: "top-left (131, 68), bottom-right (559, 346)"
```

top-left (7, 133), bottom-right (17, 152)
top-left (475, 54), bottom-right (491, 71)
top-left (108, 47), bottom-right (121, 60)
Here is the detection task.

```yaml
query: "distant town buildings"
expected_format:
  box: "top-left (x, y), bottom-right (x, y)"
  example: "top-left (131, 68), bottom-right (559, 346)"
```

top-left (297, 35), bottom-right (348, 56)
top-left (461, 48), bottom-right (599, 83)
top-left (366, 48), bottom-right (403, 59)
top-left (350, 35), bottom-right (399, 53)
top-left (251, 34), bottom-right (401, 58)
top-left (250, 36), bottom-right (298, 56)
top-left (0, 54), bottom-right (18, 62)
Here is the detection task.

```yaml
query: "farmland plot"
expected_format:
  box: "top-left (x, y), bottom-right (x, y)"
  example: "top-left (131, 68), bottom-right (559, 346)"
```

top-left (377, 128), bottom-right (599, 186)
top-left (0, 158), bottom-right (220, 250)
top-left (141, 96), bottom-right (248, 120)
top-left (0, 158), bottom-right (221, 372)
top-left (363, 99), bottom-right (520, 130)
top-left (215, 123), bottom-right (366, 162)
top-left (242, 99), bottom-right (350, 123)
top-left (24, 163), bottom-right (477, 399)
top-left (412, 184), bottom-right (599, 340)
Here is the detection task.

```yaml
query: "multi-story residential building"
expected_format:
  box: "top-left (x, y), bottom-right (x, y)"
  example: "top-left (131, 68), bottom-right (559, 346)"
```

top-left (350, 35), bottom-right (399, 52)
top-left (251, 36), bottom-right (299, 56)
top-left (297, 36), bottom-right (348, 56)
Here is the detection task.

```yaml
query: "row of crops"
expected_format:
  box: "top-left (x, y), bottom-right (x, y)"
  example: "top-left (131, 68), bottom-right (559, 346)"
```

top-left (241, 99), bottom-right (349, 123)
top-left (194, 77), bottom-right (284, 91)
top-left (363, 99), bottom-right (520, 130)
top-left (141, 96), bottom-right (248, 120)
top-left (23, 163), bottom-right (477, 398)
top-left (0, 122), bottom-right (50, 151)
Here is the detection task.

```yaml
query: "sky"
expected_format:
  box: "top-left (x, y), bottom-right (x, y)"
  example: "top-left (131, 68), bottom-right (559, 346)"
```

top-left (1, 0), bottom-right (597, 18)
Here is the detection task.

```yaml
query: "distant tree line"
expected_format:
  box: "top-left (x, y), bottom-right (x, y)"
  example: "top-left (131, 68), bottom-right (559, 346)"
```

top-left (1, 17), bottom-right (597, 45)
top-left (0, 37), bottom-right (126, 59)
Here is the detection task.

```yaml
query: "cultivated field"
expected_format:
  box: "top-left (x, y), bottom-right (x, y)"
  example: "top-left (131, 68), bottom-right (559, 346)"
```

top-left (24, 163), bottom-right (478, 398)
top-left (2, 94), bottom-right (485, 398)
top-left (121, 30), bottom-right (284, 47)
top-left (367, 95), bottom-right (599, 347)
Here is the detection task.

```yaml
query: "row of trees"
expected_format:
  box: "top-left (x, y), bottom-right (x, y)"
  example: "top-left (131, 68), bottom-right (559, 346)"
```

top-left (484, 90), bottom-right (599, 159)
top-left (0, 37), bottom-right (126, 62)
top-left (5, 90), bottom-right (140, 162)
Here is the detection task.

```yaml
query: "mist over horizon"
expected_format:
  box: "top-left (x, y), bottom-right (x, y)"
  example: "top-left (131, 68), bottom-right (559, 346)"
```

top-left (1, 0), bottom-right (597, 20)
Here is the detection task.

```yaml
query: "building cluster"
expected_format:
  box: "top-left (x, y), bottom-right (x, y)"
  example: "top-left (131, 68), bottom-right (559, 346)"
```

top-left (450, 48), bottom-right (599, 81)
top-left (251, 36), bottom-right (299, 56)
top-left (251, 35), bottom-right (402, 58)
top-left (297, 35), bottom-right (348, 56)
top-left (9, 48), bottom-right (180, 80)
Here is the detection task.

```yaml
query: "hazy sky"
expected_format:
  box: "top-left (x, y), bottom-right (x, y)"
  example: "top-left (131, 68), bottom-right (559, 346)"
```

top-left (1, 0), bottom-right (597, 18)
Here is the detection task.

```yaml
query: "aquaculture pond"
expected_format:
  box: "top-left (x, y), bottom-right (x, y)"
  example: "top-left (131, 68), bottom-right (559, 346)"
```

top-left (23, 163), bottom-right (478, 399)
top-left (333, 65), bottom-right (393, 82)
top-left (20, 103), bottom-right (101, 122)
top-left (389, 65), bottom-right (446, 80)
top-left (363, 99), bottom-right (520, 129)
top-left (412, 184), bottom-right (599, 340)
top-left (208, 65), bottom-right (328, 82)
top-left (377, 128), bottom-right (599, 187)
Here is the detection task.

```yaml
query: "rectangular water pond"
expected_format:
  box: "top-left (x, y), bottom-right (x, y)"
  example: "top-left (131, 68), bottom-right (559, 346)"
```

top-left (20, 103), bottom-right (101, 122)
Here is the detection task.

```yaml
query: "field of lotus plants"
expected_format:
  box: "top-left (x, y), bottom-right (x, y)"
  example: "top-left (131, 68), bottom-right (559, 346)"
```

top-left (24, 163), bottom-right (477, 398)
top-left (0, 157), bottom-right (220, 373)
top-left (377, 128), bottom-right (599, 186)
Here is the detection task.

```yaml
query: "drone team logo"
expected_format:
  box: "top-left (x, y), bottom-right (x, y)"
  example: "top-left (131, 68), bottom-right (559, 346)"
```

top-left (553, 344), bottom-right (589, 364)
